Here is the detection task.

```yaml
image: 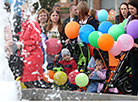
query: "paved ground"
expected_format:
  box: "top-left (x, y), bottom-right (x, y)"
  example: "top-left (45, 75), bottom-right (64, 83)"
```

top-left (22, 88), bottom-right (138, 101)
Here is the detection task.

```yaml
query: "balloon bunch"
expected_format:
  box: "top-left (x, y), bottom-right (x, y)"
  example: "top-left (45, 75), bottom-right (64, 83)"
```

top-left (43, 69), bottom-right (89, 87)
top-left (64, 10), bottom-right (136, 57)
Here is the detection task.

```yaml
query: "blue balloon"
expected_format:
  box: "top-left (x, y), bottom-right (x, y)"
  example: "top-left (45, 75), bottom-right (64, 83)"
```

top-left (8, 0), bottom-right (13, 5)
top-left (97, 9), bottom-right (108, 22)
top-left (42, 32), bottom-right (47, 41)
top-left (98, 21), bottom-right (113, 34)
top-left (79, 24), bottom-right (95, 43)
top-left (14, 0), bottom-right (26, 16)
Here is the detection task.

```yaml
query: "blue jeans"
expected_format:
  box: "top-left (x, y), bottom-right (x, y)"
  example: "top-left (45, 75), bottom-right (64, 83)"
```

top-left (86, 82), bottom-right (98, 93)
top-left (87, 71), bottom-right (98, 93)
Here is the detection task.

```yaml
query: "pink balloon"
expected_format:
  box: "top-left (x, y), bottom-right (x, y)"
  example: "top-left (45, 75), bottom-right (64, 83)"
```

top-left (109, 42), bottom-right (121, 56)
top-left (117, 34), bottom-right (134, 51)
top-left (46, 38), bottom-right (62, 55)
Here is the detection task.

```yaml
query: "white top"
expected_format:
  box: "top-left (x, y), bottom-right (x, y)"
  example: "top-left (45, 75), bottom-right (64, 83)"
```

top-left (47, 27), bottom-right (60, 39)
top-left (79, 17), bottom-right (89, 26)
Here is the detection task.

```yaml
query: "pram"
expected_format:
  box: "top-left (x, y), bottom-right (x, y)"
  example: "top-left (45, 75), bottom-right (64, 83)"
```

top-left (92, 48), bottom-right (132, 94)
top-left (103, 51), bottom-right (132, 94)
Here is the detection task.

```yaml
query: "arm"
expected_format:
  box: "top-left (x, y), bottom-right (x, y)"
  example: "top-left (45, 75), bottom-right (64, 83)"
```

top-left (96, 70), bottom-right (106, 80)
top-left (20, 22), bottom-right (41, 52)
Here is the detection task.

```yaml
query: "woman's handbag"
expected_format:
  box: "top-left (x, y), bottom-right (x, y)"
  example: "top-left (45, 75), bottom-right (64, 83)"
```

top-left (8, 48), bottom-right (24, 79)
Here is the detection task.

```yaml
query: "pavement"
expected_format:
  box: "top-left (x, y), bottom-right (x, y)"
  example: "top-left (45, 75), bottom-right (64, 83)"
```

top-left (22, 88), bottom-right (138, 101)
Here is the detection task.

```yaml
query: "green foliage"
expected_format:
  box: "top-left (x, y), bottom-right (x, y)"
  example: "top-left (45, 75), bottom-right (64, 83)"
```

top-left (60, 7), bottom-right (69, 14)
top-left (33, 0), bottom-right (58, 12)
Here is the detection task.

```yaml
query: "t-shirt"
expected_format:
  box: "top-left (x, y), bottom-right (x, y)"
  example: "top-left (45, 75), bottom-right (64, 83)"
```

top-left (47, 28), bottom-right (60, 39)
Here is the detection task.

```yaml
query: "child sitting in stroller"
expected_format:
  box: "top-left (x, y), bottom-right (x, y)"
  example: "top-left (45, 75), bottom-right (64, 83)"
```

top-left (86, 58), bottom-right (107, 93)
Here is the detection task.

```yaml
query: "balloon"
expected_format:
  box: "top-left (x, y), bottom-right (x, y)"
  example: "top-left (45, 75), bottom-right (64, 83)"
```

top-left (97, 9), bottom-right (108, 22)
top-left (88, 31), bottom-right (102, 48)
top-left (108, 24), bottom-right (125, 41)
top-left (46, 38), bottom-right (62, 55)
top-left (65, 21), bottom-right (80, 39)
top-left (43, 70), bottom-right (55, 83)
top-left (40, 33), bottom-right (47, 47)
top-left (98, 34), bottom-right (114, 51)
top-left (42, 33), bottom-right (47, 41)
top-left (108, 9), bottom-right (115, 21)
top-left (54, 71), bottom-right (67, 85)
top-left (127, 20), bottom-right (138, 39)
top-left (75, 73), bottom-right (89, 87)
top-left (117, 34), bottom-right (134, 51)
top-left (68, 70), bottom-right (80, 85)
top-left (7, 0), bottom-right (13, 5)
top-left (16, 77), bottom-right (26, 89)
top-left (98, 21), bottom-right (113, 34)
top-left (119, 19), bottom-right (127, 28)
top-left (79, 24), bottom-right (95, 43)
top-left (53, 67), bottom-right (64, 72)
top-left (109, 42), bottom-right (121, 56)
top-left (88, 44), bottom-right (95, 56)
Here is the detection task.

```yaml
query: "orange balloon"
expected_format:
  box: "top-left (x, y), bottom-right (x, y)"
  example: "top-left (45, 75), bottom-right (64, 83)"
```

top-left (43, 70), bottom-right (55, 83)
top-left (98, 34), bottom-right (114, 51)
top-left (65, 21), bottom-right (80, 39)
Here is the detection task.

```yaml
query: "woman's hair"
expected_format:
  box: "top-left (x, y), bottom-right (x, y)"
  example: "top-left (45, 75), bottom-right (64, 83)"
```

top-left (128, 0), bottom-right (138, 15)
top-left (37, 8), bottom-right (49, 22)
top-left (77, 1), bottom-right (89, 20)
top-left (89, 9), bottom-right (97, 19)
top-left (47, 10), bottom-right (63, 33)
top-left (119, 2), bottom-right (130, 23)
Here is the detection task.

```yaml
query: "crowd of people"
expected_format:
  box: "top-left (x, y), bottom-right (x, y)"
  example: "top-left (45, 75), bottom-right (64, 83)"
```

top-left (4, 0), bottom-right (138, 96)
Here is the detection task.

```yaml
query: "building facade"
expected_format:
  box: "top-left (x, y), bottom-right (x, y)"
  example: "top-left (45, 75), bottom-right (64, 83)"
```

top-left (59, 0), bottom-right (130, 10)
top-left (58, 0), bottom-right (130, 19)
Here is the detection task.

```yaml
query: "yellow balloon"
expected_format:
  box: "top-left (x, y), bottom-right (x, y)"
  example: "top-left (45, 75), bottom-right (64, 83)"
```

top-left (16, 77), bottom-right (26, 89)
top-left (54, 71), bottom-right (67, 85)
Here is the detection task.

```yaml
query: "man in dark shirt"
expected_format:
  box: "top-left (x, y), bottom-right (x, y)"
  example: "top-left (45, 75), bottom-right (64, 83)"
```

top-left (63, 4), bottom-right (78, 27)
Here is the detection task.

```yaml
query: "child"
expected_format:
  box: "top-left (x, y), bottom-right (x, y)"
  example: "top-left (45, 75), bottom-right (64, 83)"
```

top-left (54, 48), bottom-right (78, 90)
top-left (57, 48), bottom-right (77, 75)
top-left (86, 58), bottom-right (107, 93)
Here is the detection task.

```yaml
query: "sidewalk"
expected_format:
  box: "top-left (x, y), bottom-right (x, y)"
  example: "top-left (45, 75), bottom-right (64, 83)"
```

top-left (22, 88), bottom-right (138, 101)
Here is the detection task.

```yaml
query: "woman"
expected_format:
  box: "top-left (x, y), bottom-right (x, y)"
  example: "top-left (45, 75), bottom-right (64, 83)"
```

top-left (116, 2), bottom-right (130, 24)
top-left (46, 10), bottom-right (64, 70)
top-left (37, 8), bottom-right (49, 35)
top-left (124, 0), bottom-right (138, 95)
top-left (17, 4), bottom-right (50, 88)
top-left (46, 10), bottom-right (63, 39)
top-left (37, 8), bottom-right (49, 66)
top-left (77, 1), bottom-right (99, 30)
top-left (88, 9), bottom-right (97, 19)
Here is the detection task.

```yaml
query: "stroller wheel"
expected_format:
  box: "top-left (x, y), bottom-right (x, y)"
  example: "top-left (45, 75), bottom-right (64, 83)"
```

top-left (123, 80), bottom-right (132, 94)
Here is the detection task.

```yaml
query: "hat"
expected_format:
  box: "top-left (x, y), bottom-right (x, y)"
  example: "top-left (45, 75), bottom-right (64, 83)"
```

top-left (128, 0), bottom-right (138, 14)
top-left (61, 48), bottom-right (71, 57)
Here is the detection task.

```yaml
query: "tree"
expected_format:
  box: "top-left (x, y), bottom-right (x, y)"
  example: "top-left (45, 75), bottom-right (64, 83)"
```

top-left (33, 0), bottom-right (58, 12)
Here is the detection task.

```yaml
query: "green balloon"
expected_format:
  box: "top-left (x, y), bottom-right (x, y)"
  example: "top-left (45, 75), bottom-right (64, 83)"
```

top-left (88, 31), bottom-right (102, 48)
top-left (108, 24), bottom-right (125, 41)
top-left (119, 19), bottom-right (127, 28)
top-left (75, 73), bottom-right (89, 87)
top-left (53, 67), bottom-right (63, 72)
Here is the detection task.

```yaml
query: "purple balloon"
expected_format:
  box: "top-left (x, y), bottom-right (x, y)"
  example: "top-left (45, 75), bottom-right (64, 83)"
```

top-left (127, 20), bottom-right (138, 39)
